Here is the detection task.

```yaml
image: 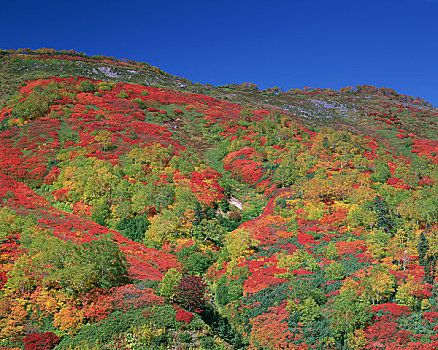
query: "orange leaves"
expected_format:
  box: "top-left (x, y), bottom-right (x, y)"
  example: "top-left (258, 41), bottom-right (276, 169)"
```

top-left (111, 284), bottom-right (165, 311)
top-left (249, 304), bottom-right (299, 350)
top-left (0, 297), bottom-right (28, 342)
top-left (32, 287), bottom-right (62, 319)
top-left (336, 240), bottom-right (366, 255)
top-left (53, 305), bottom-right (84, 334)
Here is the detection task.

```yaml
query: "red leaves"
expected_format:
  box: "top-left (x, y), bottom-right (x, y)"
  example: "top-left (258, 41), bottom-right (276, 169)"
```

top-left (23, 332), bottom-right (60, 350)
top-left (174, 275), bottom-right (207, 313)
top-left (423, 311), bottom-right (438, 323)
top-left (111, 284), bottom-right (165, 310)
top-left (411, 139), bottom-right (438, 163)
top-left (243, 260), bottom-right (287, 297)
top-left (371, 303), bottom-right (411, 317)
top-left (0, 270), bottom-right (7, 290)
top-left (175, 305), bottom-right (194, 323)
top-left (222, 147), bottom-right (265, 186)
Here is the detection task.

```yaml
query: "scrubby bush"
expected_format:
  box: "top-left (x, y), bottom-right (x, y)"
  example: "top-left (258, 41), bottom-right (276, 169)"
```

top-left (115, 213), bottom-right (149, 242)
top-left (23, 332), bottom-right (60, 350)
top-left (78, 80), bottom-right (96, 93)
top-left (174, 275), bottom-right (207, 312)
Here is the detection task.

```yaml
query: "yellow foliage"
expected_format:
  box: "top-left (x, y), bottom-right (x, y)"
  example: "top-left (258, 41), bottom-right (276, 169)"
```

top-left (347, 329), bottom-right (368, 350)
top-left (0, 300), bottom-right (28, 342)
top-left (54, 304), bottom-right (84, 335)
top-left (224, 228), bottom-right (259, 259)
top-left (306, 202), bottom-right (326, 220)
top-left (340, 277), bottom-right (361, 298)
top-left (362, 266), bottom-right (395, 303)
top-left (395, 277), bottom-right (423, 308)
top-left (276, 230), bottom-right (296, 239)
top-left (36, 288), bottom-right (62, 318)
top-left (421, 299), bottom-right (431, 310)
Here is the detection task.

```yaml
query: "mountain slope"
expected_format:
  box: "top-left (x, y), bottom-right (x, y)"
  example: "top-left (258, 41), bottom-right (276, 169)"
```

top-left (0, 48), bottom-right (438, 350)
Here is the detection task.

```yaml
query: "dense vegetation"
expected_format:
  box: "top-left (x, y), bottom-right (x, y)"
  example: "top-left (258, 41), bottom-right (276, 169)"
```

top-left (0, 48), bottom-right (438, 349)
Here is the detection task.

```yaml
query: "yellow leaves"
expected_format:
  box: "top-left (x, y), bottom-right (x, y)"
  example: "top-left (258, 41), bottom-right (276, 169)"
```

top-left (286, 198), bottom-right (300, 207)
top-left (357, 265), bottom-right (395, 303)
top-left (224, 228), bottom-right (259, 259)
top-left (2, 254), bottom-right (37, 296)
top-left (395, 277), bottom-right (422, 308)
top-left (276, 252), bottom-right (301, 272)
top-left (331, 201), bottom-right (349, 212)
top-left (63, 166), bottom-right (75, 180)
top-left (340, 277), bottom-right (361, 298)
top-left (421, 298), bottom-right (432, 310)
top-left (53, 304), bottom-right (84, 335)
top-left (276, 230), bottom-right (296, 239)
top-left (347, 329), bottom-right (368, 350)
top-left (36, 287), bottom-right (62, 318)
top-left (131, 324), bottom-right (156, 346)
top-left (225, 257), bottom-right (242, 276)
top-left (0, 298), bottom-right (28, 342)
top-left (128, 147), bottom-right (144, 163)
top-left (0, 253), bottom-right (10, 265)
top-left (305, 202), bottom-right (327, 220)
top-left (94, 130), bottom-right (112, 150)
top-left (146, 209), bottom-right (183, 245)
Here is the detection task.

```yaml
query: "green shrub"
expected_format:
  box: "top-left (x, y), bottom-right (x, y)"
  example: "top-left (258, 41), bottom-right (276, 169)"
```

top-left (200, 336), bottom-right (216, 349)
top-left (185, 252), bottom-right (212, 275)
top-left (55, 310), bottom-right (143, 349)
top-left (115, 213), bottom-right (150, 242)
top-left (178, 331), bottom-right (192, 343)
top-left (78, 80), bottom-right (96, 92)
top-left (148, 304), bottom-right (178, 329)
top-left (98, 83), bottom-right (112, 91)
top-left (150, 333), bottom-right (169, 347)
top-left (370, 162), bottom-right (391, 183)
top-left (405, 139), bottom-right (414, 147)
top-left (12, 83), bottom-right (61, 120)
top-left (116, 90), bottom-right (129, 99)
top-left (324, 261), bottom-right (345, 280)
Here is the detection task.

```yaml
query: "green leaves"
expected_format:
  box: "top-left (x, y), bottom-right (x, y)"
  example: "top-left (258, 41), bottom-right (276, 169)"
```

top-left (16, 231), bottom-right (131, 295)
top-left (81, 235), bottom-right (131, 290)
top-left (330, 291), bottom-right (371, 342)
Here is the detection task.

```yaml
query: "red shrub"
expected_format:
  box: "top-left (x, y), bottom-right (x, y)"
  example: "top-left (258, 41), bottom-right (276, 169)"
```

top-left (175, 306), bottom-right (194, 323)
top-left (23, 332), bottom-right (60, 350)
top-left (174, 275), bottom-right (207, 312)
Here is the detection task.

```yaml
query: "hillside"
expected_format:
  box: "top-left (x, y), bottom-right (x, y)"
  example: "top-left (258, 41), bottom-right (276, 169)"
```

top-left (0, 48), bottom-right (438, 350)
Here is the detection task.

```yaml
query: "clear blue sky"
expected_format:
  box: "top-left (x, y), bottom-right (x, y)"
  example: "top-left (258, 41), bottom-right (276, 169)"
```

top-left (1, 0), bottom-right (438, 105)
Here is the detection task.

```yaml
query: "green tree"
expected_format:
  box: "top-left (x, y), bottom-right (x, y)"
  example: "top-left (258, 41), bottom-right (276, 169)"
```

top-left (322, 136), bottom-right (330, 150)
top-left (300, 297), bottom-right (321, 325)
top-left (159, 268), bottom-right (182, 300)
top-left (78, 79), bottom-right (96, 93)
top-left (81, 235), bottom-right (131, 289)
top-left (115, 213), bottom-right (150, 242)
top-left (192, 218), bottom-right (225, 245)
top-left (330, 291), bottom-right (371, 345)
top-left (370, 161), bottom-right (391, 183)
top-left (95, 130), bottom-right (112, 151)
top-left (239, 108), bottom-right (253, 122)
top-left (215, 275), bottom-right (229, 306)
top-left (372, 195), bottom-right (394, 233)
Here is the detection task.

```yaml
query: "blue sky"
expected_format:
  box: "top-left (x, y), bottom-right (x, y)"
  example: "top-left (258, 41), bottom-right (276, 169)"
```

top-left (1, 0), bottom-right (438, 105)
